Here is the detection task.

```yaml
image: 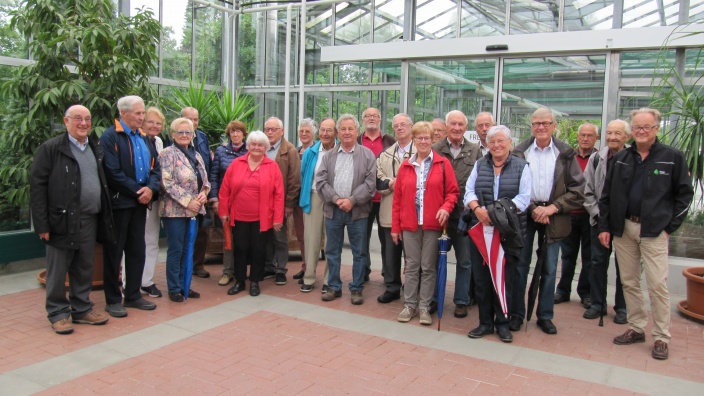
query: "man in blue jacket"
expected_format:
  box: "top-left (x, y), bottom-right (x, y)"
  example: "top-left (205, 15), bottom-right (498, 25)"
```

top-left (599, 108), bottom-right (693, 361)
top-left (100, 96), bottom-right (161, 317)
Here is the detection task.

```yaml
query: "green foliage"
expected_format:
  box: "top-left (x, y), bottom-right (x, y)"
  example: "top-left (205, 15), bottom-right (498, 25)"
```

top-left (555, 118), bottom-right (602, 148)
top-left (0, 0), bottom-right (161, 207)
top-left (163, 78), bottom-right (258, 147)
top-left (651, 25), bottom-right (704, 199)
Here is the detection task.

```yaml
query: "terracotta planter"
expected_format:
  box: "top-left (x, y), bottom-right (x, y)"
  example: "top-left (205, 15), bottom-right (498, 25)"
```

top-left (37, 244), bottom-right (106, 290)
top-left (678, 266), bottom-right (704, 321)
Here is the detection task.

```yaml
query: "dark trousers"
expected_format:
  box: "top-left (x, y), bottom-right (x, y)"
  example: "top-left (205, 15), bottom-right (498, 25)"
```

top-left (380, 226), bottom-right (403, 295)
top-left (232, 220), bottom-right (271, 282)
top-left (192, 214), bottom-right (208, 271)
top-left (470, 239), bottom-right (514, 329)
top-left (364, 201), bottom-right (383, 274)
top-left (589, 225), bottom-right (627, 313)
top-left (103, 206), bottom-right (147, 305)
top-left (45, 215), bottom-right (97, 323)
top-left (556, 212), bottom-right (591, 300)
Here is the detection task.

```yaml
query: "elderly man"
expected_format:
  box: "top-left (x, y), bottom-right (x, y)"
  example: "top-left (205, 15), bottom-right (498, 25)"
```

top-left (511, 107), bottom-right (585, 334)
top-left (358, 107), bottom-right (396, 281)
top-left (376, 113), bottom-right (417, 303)
top-left (599, 108), bottom-right (693, 360)
top-left (181, 107), bottom-right (212, 279)
top-left (583, 120), bottom-right (630, 324)
top-left (431, 118), bottom-right (447, 144)
top-left (299, 118), bottom-right (337, 292)
top-left (474, 112), bottom-right (495, 157)
top-left (431, 110), bottom-right (482, 318)
top-left (554, 123), bottom-right (599, 308)
top-left (100, 96), bottom-right (160, 317)
top-left (30, 105), bottom-right (113, 334)
top-left (317, 114), bottom-right (376, 305)
top-left (263, 116), bottom-right (302, 285)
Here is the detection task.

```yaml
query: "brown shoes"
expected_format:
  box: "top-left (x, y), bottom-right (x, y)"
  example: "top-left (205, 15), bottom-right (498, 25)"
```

top-left (73, 310), bottom-right (109, 325)
top-left (652, 340), bottom-right (669, 360)
top-left (51, 318), bottom-right (74, 335)
top-left (613, 329), bottom-right (645, 345)
top-left (453, 304), bottom-right (468, 318)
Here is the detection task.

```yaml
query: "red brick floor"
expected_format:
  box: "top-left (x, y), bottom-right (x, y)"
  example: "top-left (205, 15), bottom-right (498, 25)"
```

top-left (1, 257), bottom-right (703, 394)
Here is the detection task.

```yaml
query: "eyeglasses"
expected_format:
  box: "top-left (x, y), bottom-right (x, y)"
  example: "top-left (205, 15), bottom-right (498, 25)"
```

top-left (145, 120), bottom-right (163, 127)
top-left (319, 128), bottom-right (335, 134)
top-left (68, 116), bottom-right (92, 123)
top-left (531, 121), bottom-right (554, 128)
top-left (632, 125), bottom-right (658, 132)
top-left (264, 127), bottom-right (281, 133)
top-left (414, 136), bottom-right (432, 142)
top-left (175, 130), bottom-right (192, 136)
top-left (363, 114), bottom-right (380, 119)
top-left (393, 123), bottom-right (409, 129)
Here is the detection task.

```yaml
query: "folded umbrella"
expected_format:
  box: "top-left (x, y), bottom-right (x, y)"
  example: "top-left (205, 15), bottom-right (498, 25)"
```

top-left (436, 231), bottom-right (451, 331)
top-left (182, 217), bottom-right (197, 300)
top-left (468, 222), bottom-right (508, 316)
top-left (526, 233), bottom-right (547, 327)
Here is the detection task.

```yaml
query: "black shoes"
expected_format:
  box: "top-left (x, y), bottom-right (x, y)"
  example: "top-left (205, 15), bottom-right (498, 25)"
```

top-left (105, 303), bottom-right (127, 317)
top-left (275, 273), bottom-right (287, 285)
top-left (581, 297), bottom-right (592, 309)
top-left (583, 307), bottom-right (606, 319)
top-left (249, 282), bottom-right (260, 296)
top-left (194, 268), bottom-right (210, 278)
top-left (169, 292), bottom-right (184, 302)
top-left (183, 289), bottom-right (200, 299)
top-left (263, 271), bottom-right (276, 280)
top-left (509, 316), bottom-right (523, 332)
top-left (228, 281), bottom-right (246, 295)
top-left (497, 327), bottom-right (513, 343)
top-left (300, 284), bottom-right (314, 293)
top-left (537, 319), bottom-right (557, 334)
top-left (428, 301), bottom-right (438, 315)
top-left (614, 311), bottom-right (628, 324)
top-left (141, 284), bottom-right (162, 298)
top-left (377, 291), bottom-right (401, 303)
top-left (468, 325), bottom-right (494, 339)
top-left (292, 270), bottom-right (305, 280)
top-left (554, 293), bottom-right (569, 304)
top-left (124, 298), bottom-right (156, 310)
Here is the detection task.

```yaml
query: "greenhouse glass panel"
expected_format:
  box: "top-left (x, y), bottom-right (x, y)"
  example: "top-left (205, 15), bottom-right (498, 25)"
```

top-left (563, 0), bottom-right (615, 31)
top-left (162, 0), bottom-right (191, 81)
top-left (622, 0), bottom-right (680, 28)
top-left (415, 0), bottom-right (458, 40)
top-left (460, 0), bottom-right (506, 37)
top-left (510, 0), bottom-right (559, 35)
top-left (194, 6), bottom-right (223, 85)
top-left (335, 1), bottom-right (372, 45)
top-left (375, 0), bottom-right (404, 43)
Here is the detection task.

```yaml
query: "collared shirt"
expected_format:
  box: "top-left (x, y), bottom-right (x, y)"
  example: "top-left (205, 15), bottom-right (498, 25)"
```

top-left (333, 145), bottom-right (355, 198)
top-left (479, 141), bottom-right (489, 157)
top-left (312, 143), bottom-right (333, 193)
top-left (267, 138), bottom-right (282, 160)
top-left (464, 162), bottom-right (532, 212)
top-left (396, 141), bottom-right (413, 161)
top-left (120, 120), bottom-right (150, 185)
top-left (67, 134), bottom-right (88, 151)
top-left (447, 137), bottom-right (464, 159)
top-left (524, 138), bottom-right (558, 202)
top-left (409, 151), bottom-right (433, 225)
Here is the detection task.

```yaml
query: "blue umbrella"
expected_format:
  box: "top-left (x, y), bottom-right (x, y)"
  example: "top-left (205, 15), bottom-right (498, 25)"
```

top-left (436, 231), bottom-right (452, 331)
top-left (182, 217), bottom-right (197, 300)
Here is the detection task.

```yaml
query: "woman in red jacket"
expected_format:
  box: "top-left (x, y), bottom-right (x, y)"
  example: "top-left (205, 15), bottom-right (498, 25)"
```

top-left (391, 121), bottom-right (459, 326)
top-left (219, 130), bottom-right (284, 297)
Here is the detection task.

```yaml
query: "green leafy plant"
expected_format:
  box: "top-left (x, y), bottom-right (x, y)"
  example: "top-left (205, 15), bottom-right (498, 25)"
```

top-left (0, 0), bottom-right (161, 207)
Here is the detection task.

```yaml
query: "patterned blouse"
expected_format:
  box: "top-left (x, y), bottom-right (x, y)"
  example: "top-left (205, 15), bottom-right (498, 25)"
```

top-left (159, 145), bottom-right (211, 218)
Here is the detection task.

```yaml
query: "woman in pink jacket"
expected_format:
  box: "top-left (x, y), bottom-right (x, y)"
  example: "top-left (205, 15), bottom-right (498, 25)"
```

top-left (391, 121), bottom-right (459, 326)
top-left (219, 130), bottom-right (284, 297)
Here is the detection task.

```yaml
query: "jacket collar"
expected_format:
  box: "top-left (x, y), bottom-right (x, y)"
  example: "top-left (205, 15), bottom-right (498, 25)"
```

top-left (114, 119), bottom-right (145, 136)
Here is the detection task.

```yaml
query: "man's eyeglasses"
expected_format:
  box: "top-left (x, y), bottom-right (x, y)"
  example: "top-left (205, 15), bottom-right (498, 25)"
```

top-left (264, 127), bottom-right (281, 133)
top-left (531, 121), bottom-right (554, 128)
top-left (176, 130), bottom-right (193, 136)
top-left (632, 125), bottom-right (658, 132)
top-left (363, 114), bottom-right (380, 119)
top-left (393, 123), bottom-right (409, 129)
top-left (68, 116), bottom-right (92, 123)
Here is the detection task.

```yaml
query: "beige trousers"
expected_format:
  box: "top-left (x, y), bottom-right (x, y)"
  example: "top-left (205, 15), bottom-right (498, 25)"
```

top-left (613, 219), bottom-right (671, 342)
top-left (303, 191), bottom-right (329, 286)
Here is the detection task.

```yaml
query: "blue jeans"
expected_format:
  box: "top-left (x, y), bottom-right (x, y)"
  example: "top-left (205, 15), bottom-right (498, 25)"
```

top-left (512, 218), bottom-right (560, 321)
top-left (447, 221), bottom-right (472, 305)
top-left (325, 208), bottom-right (368, 292)
top-left (163, 217), bottom-right (191, 294)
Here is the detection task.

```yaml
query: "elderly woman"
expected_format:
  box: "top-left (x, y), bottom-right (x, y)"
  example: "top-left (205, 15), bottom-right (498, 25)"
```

top-left (159, 118), bottom-right (211, 302)
top-left (464, 125), bottom-right (531, 343)
top-left (291, 118), bottom-right (318, 281)
top-left (392, 121), bottom-right (459, 326)
top-left (209, 120), bottom-right (249, 286)
top-left (219, 131), bottom-right (284, 297)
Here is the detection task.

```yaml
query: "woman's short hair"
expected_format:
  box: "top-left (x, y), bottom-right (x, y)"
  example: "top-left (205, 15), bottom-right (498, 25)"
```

top-left (298, 118), bottom-right (318, 136)
top-left (486, 125), bottom-right (512, 141)
top-left (226, 120), bottom-right (248, 137)
top-left (145, 107), bottom-right (165, 126)
top-left (411, 121), bottom-right (433, 138)
top-left (246, 130), bottom-right (271, 151)
top-left (170, 117), bottom-right (194, 134)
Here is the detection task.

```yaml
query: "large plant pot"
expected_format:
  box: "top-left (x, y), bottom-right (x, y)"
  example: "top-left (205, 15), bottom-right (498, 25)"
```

top-left (678, 266), bottom-right (704, 320)
top-left (37, 244), bottom-right (106, 290)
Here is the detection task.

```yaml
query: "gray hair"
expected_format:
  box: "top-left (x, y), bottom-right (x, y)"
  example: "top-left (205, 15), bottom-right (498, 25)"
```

top-left (117, 96), bottom-right (145, 112)
top-left (393, 113), bottom-right (412, 125)
top-left (298, 118), bottom-right (318, 136)
top-left (445, 110), bottom-right (468, 126)
top-left (531, 107), bottom-right (557, 124)
top-left (474, 112), bottom-right (495, 125)
top-left (608, 119), bottom-right (632, 135)
top-left (578, 122), bottom-right (600, 135)
top-left (170, 117), bottom-right (194, 133)
top-left (630, 107), bottom-right (662, 124)
top-left (180, 107), bottom-right (199, 117)
top-left (265, 116), bottom-right (284, 129)
top-left (247, 130), bottom-right (271, 151)
top-left (336, 114), bottom-right (360, 130)
top-left (432, 118), bottom-right (446, 126)
top-left (486, 125), bottom-right (512, 141)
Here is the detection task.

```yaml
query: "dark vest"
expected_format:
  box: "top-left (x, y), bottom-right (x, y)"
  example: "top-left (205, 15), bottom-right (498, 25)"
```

top-left (473, 154), bottom-right (528, 233)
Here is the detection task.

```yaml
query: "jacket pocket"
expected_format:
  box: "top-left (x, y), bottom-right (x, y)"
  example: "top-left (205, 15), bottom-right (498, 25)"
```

top-left (49, 207), bottom-right (68, 235)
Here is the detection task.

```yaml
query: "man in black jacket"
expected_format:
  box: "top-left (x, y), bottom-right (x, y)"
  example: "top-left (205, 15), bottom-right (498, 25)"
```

top-left (30, 105), bottom-right (114, 334)
top-left (598, 108), bottom-right (693, 361)
top-left (100, 96), bottom-right (161, 318)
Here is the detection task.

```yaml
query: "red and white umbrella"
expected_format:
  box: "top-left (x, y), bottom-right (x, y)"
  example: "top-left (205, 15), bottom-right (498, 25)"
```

top-left (468, 222), bottom-right (508, 315)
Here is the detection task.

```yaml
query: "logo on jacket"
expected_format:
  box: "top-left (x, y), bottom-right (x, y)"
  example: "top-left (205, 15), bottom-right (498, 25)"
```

top-left (654, 169), bottom-right (669, 176)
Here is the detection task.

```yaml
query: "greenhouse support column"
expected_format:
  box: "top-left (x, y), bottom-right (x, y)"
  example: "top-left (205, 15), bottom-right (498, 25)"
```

top-left (298, 0), bottom-right (307, 126)
top-left (284, 4), bottom-right (293, 135)
top-left (601, 52), bottom-right (620, 148)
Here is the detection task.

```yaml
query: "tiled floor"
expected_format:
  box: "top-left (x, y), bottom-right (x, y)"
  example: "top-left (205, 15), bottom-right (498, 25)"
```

top-left (0, 251), bottom-right (702, 395)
